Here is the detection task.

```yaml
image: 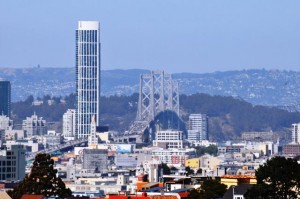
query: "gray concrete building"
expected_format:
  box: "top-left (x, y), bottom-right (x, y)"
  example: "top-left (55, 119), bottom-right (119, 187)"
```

top-left (0, 145), bottom-right (26, 181)
top-left (22, 113), bottom-right (47, 137)
top-left (83, 149), bottom-right (107, 173)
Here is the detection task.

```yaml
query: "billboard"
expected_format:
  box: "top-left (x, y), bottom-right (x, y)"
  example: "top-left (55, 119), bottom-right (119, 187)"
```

top-left (97, 144), bottom-right (133, 153)
top-left (116, 144), bottom-right (132, 153)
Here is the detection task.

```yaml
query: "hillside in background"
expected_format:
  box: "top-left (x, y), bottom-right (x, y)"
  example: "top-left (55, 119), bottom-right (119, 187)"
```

top-left (1, 68), bottom-right (300, 108)
top-left (11, 93), bottom-right (299, 142)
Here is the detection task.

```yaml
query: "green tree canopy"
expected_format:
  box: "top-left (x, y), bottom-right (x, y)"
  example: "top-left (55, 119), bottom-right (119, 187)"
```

top-left (185, 166), bottom-right (194, 176)
top-left (188, 179), bottom-right (227, 199)
top-left (7, 153), bottom-right (72, 199)
top-left (247, 156), bottom-right (300, 199)
top-left (158, 163), bottom-right (171, 175)
top-left (195, 144), bottom-right (218, 157)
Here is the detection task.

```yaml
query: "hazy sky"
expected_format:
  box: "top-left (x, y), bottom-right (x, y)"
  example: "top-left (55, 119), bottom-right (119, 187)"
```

top-left (0, 0), bottom-right (300, 73)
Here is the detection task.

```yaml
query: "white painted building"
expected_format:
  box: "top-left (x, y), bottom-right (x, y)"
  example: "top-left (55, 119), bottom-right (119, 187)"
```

top-left (22, 113), bottom-right (47, 137)
top-left (140, 159), bottom-right (161, 182)
top-left (6, 140), bottom-right (42, 153)
top-left (63, 109), bottom-right (76, 140)
top-left (5, 129), bottom-right (26, 140)
top-left (151, 148), bottom-right (196, 167)
top-left (243, 141), bottom-right (279, 155)
top-left (88, 116), bottom-right (99, 148)
top-left (153, 130), bottom-right (183, 149)
top-left (0, 114), bottom-right (13, 130)
top-left (192, 140), bottom-right (217, 147)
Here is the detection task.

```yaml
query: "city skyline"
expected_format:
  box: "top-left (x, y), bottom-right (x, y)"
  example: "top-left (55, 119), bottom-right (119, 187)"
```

top-left (0, 1), bottom-right (300, 73)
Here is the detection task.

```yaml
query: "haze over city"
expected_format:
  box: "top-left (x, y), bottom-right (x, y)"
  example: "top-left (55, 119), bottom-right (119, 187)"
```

top-left (1, 0), bottom-right (300, 73)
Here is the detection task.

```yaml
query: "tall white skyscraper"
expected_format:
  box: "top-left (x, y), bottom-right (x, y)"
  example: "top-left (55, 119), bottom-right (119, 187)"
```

top-left (292, 123), bottom-right (300, 144)
top-left (76, 21), bottom-right (101, 138)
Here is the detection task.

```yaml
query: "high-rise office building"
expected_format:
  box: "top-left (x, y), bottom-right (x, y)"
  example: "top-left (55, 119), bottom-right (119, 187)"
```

top-left (76, 21), bottom-right (101, 138)
top-left (292, 123), bottom-right (300, 144)
top-left (188, 114), bottom-right (208, 141)
top-left (0, 81), bottom-right (11, 117)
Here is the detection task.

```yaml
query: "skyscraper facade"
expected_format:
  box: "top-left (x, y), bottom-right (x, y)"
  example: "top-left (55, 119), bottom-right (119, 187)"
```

top-left (76, 21), bottom-right (101, 138)
top-left (292, 123), bottom-right (300, 144)
top-left (0, 145), bottom-right (26, 181)
top-left (0, 81), bottom-right (11, 117)
top-left (188, 114), bottom-right (208, 141)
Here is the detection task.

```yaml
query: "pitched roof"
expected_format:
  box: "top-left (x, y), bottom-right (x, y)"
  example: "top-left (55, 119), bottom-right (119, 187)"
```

top-left (170, 188), bottom-right (193, 193)
top-left (0, 192), bottom-right (12, 199)
top-left (141, 182), bottom-right (159, 188)
top-left (141, 186), bottom-right (165, 192)
top-left (222, 184), bottom-right (253, 199)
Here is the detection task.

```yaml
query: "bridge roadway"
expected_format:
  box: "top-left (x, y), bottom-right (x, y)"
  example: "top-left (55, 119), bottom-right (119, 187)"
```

top-left (26, 138), bottom-right (88, 161)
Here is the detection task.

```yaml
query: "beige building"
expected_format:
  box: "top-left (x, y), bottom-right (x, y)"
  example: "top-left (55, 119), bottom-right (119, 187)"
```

top-left (200, 154), bottom-right (222, 170)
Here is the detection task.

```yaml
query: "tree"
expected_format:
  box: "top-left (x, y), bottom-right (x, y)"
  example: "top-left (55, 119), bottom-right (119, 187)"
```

top-left (196, 168), bottom-right (202, 175)
top-left (195, 145), bottom-right (218, 157)
top-left (7, 153), bottom-right (72, 199)
top-left (142, 174), bottom-right (149, 182)
top-left (187, 188), bottom-right (202, 199)
top-left (247, 156), bottom-right (300, 199)
top-left (185, 166), bottom-right (194, 176)
top-left (158, 163), bottom-right (171, 175)
top-left (170, 166), bottom-right (179, 174)
top-left (188, 179), bottom-right (227, 199)
top-left (24, 95), bottom-right (34, 104)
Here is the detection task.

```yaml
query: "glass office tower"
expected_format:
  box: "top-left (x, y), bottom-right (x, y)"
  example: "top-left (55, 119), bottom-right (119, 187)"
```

top-left (76, 21), bottom-right (101, 138)
top-left (0, 81), bottom-right (11, 118)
